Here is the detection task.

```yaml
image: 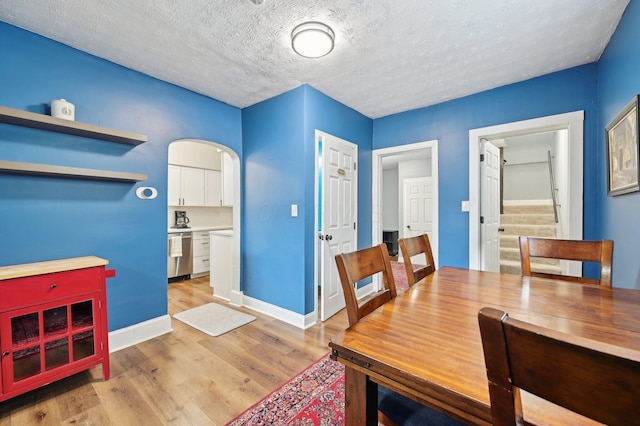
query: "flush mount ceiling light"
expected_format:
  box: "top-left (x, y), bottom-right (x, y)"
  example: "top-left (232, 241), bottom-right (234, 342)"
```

top-left (291, 22), bottom-right (335, 58)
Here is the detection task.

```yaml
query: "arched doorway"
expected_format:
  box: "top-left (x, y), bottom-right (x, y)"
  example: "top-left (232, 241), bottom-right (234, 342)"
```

top-left (167, 139), bottom-right (242, 303)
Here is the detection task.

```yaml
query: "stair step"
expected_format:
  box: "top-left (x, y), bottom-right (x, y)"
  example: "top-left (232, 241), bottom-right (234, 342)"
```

top-left (500, 260), bottom-right (562, 276)
top-left (500, 213), bottom-right (556, 225)
top-left (500, 224), bottom-right (557, 238)
top-left (500, 247), bottom-right (521, 261)
top-left (500, 235), bottom-right (520, 248)
top-left (500, 260), bottom-right (521, 275)
top-left (503, 204), bottom-right (554, 214)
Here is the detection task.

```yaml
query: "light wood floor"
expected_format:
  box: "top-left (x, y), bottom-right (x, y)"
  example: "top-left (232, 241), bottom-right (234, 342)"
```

top-left (0, 277), bottom-right (349, 425)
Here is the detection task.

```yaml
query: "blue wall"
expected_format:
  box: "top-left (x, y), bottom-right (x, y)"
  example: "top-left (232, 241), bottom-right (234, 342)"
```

top-left (242, 88), bottom-right (306, 313)
top-left (598, 0), bottom-right (640, 289)
top-left (0, 22), bottom-right (242, 329)
top-left (374, 65), bottom-right (600, 270)
top-left (242, 85), bottom-right (372, 315)
top-left (303, 86), bottom-right (373, 312)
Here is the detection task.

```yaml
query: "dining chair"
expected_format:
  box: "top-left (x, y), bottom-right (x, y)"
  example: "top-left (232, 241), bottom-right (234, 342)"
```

top-left (335, 244), bottom-right (463, 426)
top-left (478, 307), bottom-right (640, 425)
top-left (518, 236), bottom-right (614, 287)
top-left (398, 234), bottom-right (436, 287)
top-left (334, 243), bottom-right (398, 327)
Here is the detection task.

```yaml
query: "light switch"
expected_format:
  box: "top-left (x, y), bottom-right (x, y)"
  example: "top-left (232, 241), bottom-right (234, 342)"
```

top-left (291, 204), bottom-right (298, 217)
top-left (461, 201), bottom-right (470, 212)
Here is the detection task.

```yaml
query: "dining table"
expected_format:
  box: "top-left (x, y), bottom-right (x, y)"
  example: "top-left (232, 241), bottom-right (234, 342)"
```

top-left (328, 266), bottom-right (640, 425)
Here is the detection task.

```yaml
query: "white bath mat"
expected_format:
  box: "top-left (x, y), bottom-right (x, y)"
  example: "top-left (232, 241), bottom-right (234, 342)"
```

top-left (173, 303), bottom-right (256, 337)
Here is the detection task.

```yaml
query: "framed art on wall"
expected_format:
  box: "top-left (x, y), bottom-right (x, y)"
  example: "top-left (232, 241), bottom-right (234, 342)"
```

top-left (606, 95), bottom-right (640, 196)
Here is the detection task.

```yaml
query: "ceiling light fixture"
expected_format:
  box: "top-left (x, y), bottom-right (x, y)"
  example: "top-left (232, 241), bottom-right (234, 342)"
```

top-left (291, 22), bottom-right (335, 58)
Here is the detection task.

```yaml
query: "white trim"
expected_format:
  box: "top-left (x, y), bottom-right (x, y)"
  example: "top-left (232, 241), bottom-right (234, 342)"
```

top-left (108, 315), bottom-right (172, 353)
top-left (242, 295), bottom-right (308, 329)
top-left (228, 290), bottom-right (243, 306)
top-left (468, 111), bottom-right (584, 272)
top-left (372, 140), bottom-right (438, 288)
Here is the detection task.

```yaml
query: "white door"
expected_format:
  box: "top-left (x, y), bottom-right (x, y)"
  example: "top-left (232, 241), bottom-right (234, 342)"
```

top-left (480, 141), bottom-right (501, 272)
top-left (319, 131), bottom-right (357, 321)
top-left (401, 177), bottom-right (433, 264)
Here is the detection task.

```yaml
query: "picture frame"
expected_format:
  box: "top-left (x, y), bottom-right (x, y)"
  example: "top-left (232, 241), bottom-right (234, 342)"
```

top-left (606, 95), bottom-right (640, 196)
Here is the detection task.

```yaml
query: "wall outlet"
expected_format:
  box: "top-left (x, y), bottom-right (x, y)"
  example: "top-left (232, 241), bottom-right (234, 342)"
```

top-left (461, 201), bottom-right (470, 212)
top-left (291, 204), bottom-right (298, 217)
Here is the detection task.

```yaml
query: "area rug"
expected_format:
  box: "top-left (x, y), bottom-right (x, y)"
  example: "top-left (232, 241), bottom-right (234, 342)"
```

top-left (173, 302), bottom-right (256, 337)
top-left (391, 260), bottom-right (409, 292)
top-left (226, 352), bottom-right (345, 425)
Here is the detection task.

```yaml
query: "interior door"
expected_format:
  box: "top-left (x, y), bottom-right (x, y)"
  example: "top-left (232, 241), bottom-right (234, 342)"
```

top-left (319, 132), bottom-right (357, 321)
top-left (480, 141), bottom-right (501, 272)
top-left (402, 177), bottom-right (433, 264)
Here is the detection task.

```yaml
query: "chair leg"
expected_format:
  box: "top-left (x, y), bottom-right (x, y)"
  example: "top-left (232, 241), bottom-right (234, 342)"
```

top-left (378, 410), bottom-right (399, 426)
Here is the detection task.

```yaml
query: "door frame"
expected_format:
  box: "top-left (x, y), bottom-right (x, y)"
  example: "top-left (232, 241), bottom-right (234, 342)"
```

top-left (313, 130), bottom-right (358, 322)
top-left (468, 111), bottom-right (584, 273)
top-left (372, 140), bottom-right (439, 289)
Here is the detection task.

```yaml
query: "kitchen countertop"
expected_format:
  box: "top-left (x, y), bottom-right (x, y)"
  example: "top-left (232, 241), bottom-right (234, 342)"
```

top-left (168, 226), bottom-right (232, 233)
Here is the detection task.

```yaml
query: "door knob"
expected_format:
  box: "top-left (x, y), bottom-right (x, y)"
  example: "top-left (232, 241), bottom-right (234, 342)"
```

top-left (326, 235), bottom-right (333, 241)
top-left (498, 227), bottom-right (505, 232)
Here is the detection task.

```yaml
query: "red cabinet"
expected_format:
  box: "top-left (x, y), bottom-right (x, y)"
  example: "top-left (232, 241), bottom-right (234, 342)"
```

top-left (0, 257), bottom-right (114, 402)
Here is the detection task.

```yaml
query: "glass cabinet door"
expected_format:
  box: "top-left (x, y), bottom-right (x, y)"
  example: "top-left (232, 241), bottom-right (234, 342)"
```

top-left (2, 296), bottom-right (98, 389)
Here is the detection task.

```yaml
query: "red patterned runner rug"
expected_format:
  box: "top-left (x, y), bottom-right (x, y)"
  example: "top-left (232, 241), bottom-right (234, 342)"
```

top-left (226, 352), bottom-right (345, 425)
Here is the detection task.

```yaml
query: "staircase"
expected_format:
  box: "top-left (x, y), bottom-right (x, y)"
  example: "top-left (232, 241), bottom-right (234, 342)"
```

top-left (499, 203), bottom-right (561, 275)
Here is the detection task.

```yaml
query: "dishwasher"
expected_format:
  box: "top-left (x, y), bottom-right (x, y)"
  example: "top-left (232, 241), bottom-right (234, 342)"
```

top-left (168, 232), bottom-right (193, 281)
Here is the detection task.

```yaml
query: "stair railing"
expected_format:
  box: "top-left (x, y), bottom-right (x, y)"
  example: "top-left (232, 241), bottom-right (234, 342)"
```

top-left (547, 151), bottom-right (559, 224)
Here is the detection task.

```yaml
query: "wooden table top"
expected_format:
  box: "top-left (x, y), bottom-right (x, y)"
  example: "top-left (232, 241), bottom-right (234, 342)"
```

top-left (329, 266), bottom-right (640, 425)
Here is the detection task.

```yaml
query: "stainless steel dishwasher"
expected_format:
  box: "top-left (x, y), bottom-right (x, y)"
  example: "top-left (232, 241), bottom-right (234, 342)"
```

top-left (168, 232), bottom-right (193, 281)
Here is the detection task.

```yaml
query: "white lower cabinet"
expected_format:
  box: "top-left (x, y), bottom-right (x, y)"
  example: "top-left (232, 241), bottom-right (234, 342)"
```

top-left (210, 230), bottom-right (233, 300)
top-left (192, 231), bottom-right (210, 276)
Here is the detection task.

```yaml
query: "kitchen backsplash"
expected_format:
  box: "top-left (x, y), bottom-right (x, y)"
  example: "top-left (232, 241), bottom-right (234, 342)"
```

top-left (168, 206), bottom-right (233, 229)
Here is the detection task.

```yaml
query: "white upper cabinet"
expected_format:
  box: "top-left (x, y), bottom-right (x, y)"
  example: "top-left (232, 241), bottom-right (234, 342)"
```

top-left (168, 140), bottom-right (233, 207)
top-left (205, 169), bottom-right (222, 206)
top-left (168, 165), bottom-right (205, 206)
top-left (168, 164), bottom-right (181, 206)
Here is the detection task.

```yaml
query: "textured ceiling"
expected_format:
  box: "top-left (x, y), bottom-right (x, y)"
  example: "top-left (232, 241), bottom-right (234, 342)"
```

top-left (0, 0), bottom-right (631, 118)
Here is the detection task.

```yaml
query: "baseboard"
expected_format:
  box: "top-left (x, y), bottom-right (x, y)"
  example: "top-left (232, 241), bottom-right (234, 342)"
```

top-left (241, 295), bottom-right (307, 329)
top-left (108, 314), bottom-right (172, 353)
top-left (229, 289), bottom-right (243, 306)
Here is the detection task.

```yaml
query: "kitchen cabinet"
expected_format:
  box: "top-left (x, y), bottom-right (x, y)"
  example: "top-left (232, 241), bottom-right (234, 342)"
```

top-left (210, 230), bottom-right (233, 300)
top-left (0, 256), bottom-right (114, 402)
top-left (221, 152), bottom-right (234, 206)
top-left (192, 231), bottom-right (211, 276)
top-left (168, 165), bottom-right (205, 206)
top-left (204, 169), bottom-right (222, 207)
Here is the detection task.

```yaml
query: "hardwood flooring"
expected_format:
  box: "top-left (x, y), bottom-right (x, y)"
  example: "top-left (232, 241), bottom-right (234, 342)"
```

top-left (0, 276), bottom-right (349, 425)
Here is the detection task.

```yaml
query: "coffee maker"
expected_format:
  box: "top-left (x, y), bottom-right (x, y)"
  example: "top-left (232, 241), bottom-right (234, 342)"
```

top-left (175, 211), bottom-right (190, 228)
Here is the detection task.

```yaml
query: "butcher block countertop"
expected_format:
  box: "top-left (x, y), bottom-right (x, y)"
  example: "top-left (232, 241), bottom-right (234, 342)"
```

top-left (0, 256), bottom-right (109, 281)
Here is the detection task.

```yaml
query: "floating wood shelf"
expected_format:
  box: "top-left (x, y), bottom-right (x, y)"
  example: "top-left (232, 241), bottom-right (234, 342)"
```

top-left (0, 106), bottom-right (147, 146)
top-left (0, 160), bottom-right (147, 182)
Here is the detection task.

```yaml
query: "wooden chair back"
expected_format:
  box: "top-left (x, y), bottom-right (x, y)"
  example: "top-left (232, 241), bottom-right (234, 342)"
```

top-left (398, 234), bottom-right (436, 286)
top-left (519, 236), bottom-right (613, 287)
top-left (478, 307), bottom-right (640, 426)
top-left (334, 244), bottom-right (397, 327)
